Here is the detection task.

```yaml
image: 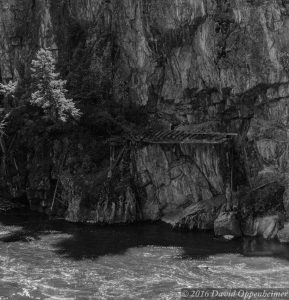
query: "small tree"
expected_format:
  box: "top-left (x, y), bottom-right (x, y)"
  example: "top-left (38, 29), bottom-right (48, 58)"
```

top-left (0, 81), bottom-right (17, 98)
top-left (0, 81), bottom-right (17, 177)
top-left (30, 49), bottom-right (81, 122)
top-left (0, 81), bottom-right (18, 108)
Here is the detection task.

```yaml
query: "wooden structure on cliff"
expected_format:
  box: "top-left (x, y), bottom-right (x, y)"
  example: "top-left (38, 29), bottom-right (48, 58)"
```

top-left (107, 128), bottom-right (237, 146)
top-left (107, 128), bottom-right (237, 212)
top-left (139, 129), bottom-right (237, 145)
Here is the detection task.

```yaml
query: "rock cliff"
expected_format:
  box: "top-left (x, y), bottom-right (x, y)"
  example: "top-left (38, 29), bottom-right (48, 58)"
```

top-left (1, 0), bottom-right (289, 233)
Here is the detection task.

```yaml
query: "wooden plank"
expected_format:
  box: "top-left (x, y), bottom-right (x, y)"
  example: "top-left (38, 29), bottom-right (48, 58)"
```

top-left (155, 131), bottom-right (171, 139)
top-left (180, 132), bottom-right (190, 139)
top-left (150, 129), bottom-right (163, 138)
top-left (182, 133), bottom-right (193, 139)
top-left (142, 138), bottom-right (229, 144)
top-left (149, 130), bottom-right (164, 139)
top-left (175, 130), bottom-right (237, 137)
top-left (174, 131), bottom-right (187, 139)
top-left (164, 131), bottom-right (176, 139)
top-left (107, 129), bottom-right (235, 145)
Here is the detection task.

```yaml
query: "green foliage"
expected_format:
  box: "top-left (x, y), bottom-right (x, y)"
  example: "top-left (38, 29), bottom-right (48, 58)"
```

top-left (0, 81), bottom-right (18, 109)
top-left (0, 81), bottom-right (18, 98)
top-left (30, 49), bottom-right (81, 122)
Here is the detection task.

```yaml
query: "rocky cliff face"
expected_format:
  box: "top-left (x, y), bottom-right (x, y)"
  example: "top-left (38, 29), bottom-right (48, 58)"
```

top-left (1, 0), bottom-right (289, 231)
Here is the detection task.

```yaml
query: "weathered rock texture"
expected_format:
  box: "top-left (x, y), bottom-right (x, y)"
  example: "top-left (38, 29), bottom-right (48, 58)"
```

top-left (277, 222), bottom-right (289, 243)
top-left (214, 212), bottom-right (242, 237)
top-left (1, 0), bottom-right (289, 228)
top-left (242, 215), bottom-right (282, 239)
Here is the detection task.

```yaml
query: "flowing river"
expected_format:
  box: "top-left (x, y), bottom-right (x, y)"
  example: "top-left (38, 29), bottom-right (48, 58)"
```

top-left (1, 210), bottom-right (289, 299)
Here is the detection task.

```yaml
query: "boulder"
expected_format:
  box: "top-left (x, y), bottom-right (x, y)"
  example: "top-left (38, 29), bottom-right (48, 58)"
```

top-left (277, 222), bottom-right (289, 243)
top-left (255, 215), bottom-right (281, 239)
top-left (214, 212), bottom-right (242, 237)
top-left (283, 186), bottom-right (289, 217)
top-left (242, 215), bottom-right (282, 239)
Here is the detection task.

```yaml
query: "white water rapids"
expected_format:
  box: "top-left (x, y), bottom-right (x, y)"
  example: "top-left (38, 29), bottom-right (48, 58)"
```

top-left (0, 212), bottom-right (289, 299)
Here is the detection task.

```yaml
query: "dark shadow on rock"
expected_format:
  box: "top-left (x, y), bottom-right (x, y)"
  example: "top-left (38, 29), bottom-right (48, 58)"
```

top-left (1, 209), bottom-right (289, 262)
top-left (53, 223), bottom-right (243, 260)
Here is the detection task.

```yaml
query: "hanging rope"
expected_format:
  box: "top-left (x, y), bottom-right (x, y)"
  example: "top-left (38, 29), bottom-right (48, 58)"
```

top-left (225, 145), bottom-right (233, 211)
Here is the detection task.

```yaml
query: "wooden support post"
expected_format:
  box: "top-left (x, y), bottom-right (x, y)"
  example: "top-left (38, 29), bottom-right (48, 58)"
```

top-left (0, 135), bottom-right (6, 177)
top-left (108, 145), bottom-right (113, 179)
top-left (225, 143), bottom-right (233, 211)
top-left (51, 175), bottom-right (60, 212)
top-left (50, 150), bottom-right (68, 212)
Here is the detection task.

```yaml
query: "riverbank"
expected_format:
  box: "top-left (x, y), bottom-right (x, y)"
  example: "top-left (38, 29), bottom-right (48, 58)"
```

top-left (1, 207), bottom-right (289, 250)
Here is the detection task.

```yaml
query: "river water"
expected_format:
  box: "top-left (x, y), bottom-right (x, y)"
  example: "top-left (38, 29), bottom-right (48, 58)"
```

top-left (1, 210), bottom-right (289, 299)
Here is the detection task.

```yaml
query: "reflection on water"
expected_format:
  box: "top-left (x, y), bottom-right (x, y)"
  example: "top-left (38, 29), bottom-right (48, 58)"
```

top-left (1, 210), bottom-right (289, 299)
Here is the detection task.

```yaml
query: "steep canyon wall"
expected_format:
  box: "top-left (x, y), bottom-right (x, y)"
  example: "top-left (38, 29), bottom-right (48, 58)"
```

top-left (0, 0), bottom-right (289, 229)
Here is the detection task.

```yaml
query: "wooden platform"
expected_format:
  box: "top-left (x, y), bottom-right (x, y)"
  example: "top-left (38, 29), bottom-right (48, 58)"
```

top-left (106, 129), bottom-right (237, 146)
top-left (140, 129), bottom-right (237, 145)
